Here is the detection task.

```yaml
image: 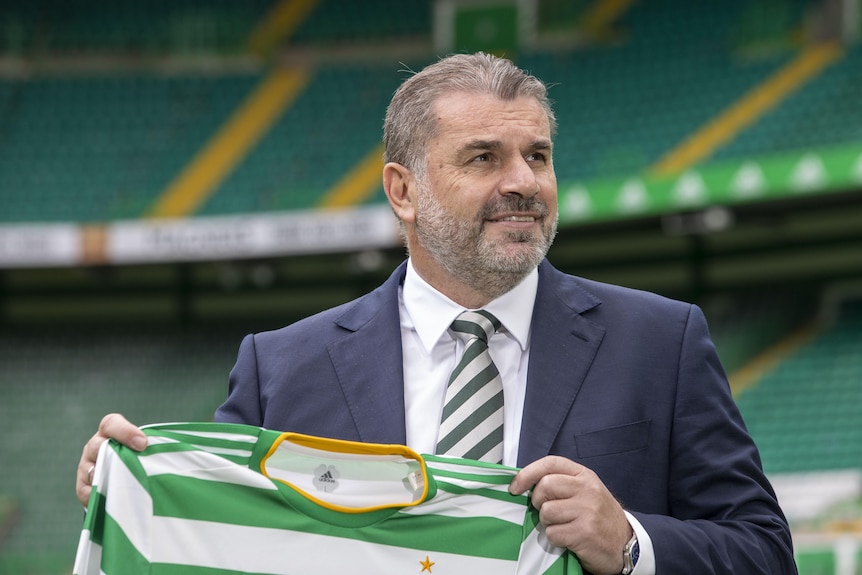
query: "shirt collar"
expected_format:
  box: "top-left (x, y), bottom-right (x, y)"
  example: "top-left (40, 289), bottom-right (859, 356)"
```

top-left (402, 259), bottom-right (537, 353)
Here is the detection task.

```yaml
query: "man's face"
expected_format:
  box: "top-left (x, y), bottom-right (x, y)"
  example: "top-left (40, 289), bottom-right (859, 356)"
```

top-left (412, 92), bottom-right (558, 291)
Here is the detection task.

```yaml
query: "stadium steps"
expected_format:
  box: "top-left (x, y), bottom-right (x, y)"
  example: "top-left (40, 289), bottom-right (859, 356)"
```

top-left (648, 41), bottom-right (842, 177)
top-left (198, 63), bottom-right (407, 215)
top-left (145, 66), bottom-right (310, 218)
top-left (248, 0), bottom-right (321, 57)
top-left (714, 43), bottom-right (862, 161)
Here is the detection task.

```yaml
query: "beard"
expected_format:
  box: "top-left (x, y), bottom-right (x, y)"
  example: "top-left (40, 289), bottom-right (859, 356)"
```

top-left (413, 180), bottom-right (557, 299)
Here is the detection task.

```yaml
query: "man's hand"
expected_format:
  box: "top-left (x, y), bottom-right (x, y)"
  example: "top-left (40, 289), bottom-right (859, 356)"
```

top-left (76, 413), bottom-right (147, 507)
top-left (510, 455), bottom-right (632, 575)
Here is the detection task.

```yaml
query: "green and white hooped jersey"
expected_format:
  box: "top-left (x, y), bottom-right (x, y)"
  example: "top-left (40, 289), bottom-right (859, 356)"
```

top-left (74, 422), bottom-right (580, 575)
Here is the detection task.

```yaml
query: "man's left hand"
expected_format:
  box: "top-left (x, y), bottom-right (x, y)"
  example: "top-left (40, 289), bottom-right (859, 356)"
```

top-left (510, 455), bottom-right (632, 575)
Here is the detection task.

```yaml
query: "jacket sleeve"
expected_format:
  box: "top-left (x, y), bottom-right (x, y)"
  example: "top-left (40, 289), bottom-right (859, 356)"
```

top-left (214, 333), bottom-right (264, 427)
top-left (632, 304), bottom-right (797, 574)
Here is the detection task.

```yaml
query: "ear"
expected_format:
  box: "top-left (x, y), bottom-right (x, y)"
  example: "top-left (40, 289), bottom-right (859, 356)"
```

top-left (383, 162), bottom-right (417, 224)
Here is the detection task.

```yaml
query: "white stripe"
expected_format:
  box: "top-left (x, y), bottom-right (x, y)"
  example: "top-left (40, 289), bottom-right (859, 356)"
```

top-left (160, 430), bottom-right (260, 443)
top-left (439, 381), bottom-right (502, 437)
top-left (515, 523), bottom-right (567, 575)
top-left (145, 436), bottom-right (254, 458)
top-left (440, 405), bottom-right (505, 457)
top-left (438, 478), bottom-right (513, 495)
top-left (72, 529), bottom-right (102, 575)
top-left (139, 450), bottom-right (276, 490)
top-left (150, 516), bottom-right (518, 574)
top-left (425, 459), bottom-right (517, 477)
top-left (140, 424), bottom-right (261, 444)
top-left (99, 442), bottom-right (153, 562)
top-left (400, 492), bottom-right (525, 525)
top-left (145, 436), bottom-right (179, 445)
top-left (190, 445), bottom-right (254, 457)
top-left (451, 347), bottom-right (493, 384)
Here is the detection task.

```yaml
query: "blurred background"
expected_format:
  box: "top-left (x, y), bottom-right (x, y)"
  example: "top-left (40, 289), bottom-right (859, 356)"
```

top-left (0, 0), bottom-right (860, 573)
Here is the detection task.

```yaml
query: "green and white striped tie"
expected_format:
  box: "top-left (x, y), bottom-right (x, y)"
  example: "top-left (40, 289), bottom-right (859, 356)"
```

top-left (436, 310), bottom-right (504, 464)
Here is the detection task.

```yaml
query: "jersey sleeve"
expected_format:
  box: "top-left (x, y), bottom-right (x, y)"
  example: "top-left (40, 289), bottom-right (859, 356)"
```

top-left (73, 439), bottom-right (153, 575)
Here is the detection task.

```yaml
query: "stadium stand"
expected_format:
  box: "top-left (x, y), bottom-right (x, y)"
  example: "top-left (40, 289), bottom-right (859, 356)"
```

top-left (201, 63), bottom-right (406, 215)
top-left (3, 0), bottom-right (856, 222)
top-left (0, 72), bottom-right (260, 223)
top-left (0, 0), bottom-right (276, 55)
top-left (0, 323), bottom-right (246, 571)
top-left (285, 0), bottom-right (432, 46)
top-left (736, 299), bottom-right (862, 475)
top-left (715, 43), bottom-right (862, 162)
top-left (702, 289), bottom-right (815, 374)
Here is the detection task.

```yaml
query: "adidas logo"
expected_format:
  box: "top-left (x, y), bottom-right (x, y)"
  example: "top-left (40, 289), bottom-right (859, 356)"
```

top-left (319, 471), bottom-right (336, 483)
top-left (313, 464), bottom-right (340, 493)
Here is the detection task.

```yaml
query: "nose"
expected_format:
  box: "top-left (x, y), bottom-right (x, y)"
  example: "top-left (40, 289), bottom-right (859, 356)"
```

top-left (499, 156), bottom-right (539, 198)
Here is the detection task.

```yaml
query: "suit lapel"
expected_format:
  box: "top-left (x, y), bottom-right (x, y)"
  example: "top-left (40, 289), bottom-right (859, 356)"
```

top-left (517, 261), bottom-right (605, 467)
top-left (327, 262), bottom-right (409, 445)
top-left (322, 260), bottom-right (606, 461)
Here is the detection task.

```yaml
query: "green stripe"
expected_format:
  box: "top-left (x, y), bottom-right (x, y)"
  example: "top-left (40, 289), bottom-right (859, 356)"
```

top-left (423, 456), bottom-right (519, 480)
top-left (435, 479), bottom-right (526, 507)
top-left (146, 428), bottom-right (258, 451)
top-left (438, 388), bottom-right (504, 452)
top-left (441, 362), bottom-right (500, 421)
top-left (113, 441), bottom-right (151, 488)
top-left (451, 319), bottom-right (488, 341)
top-left (446, 339), bottom-right (486, 382)
top-left (85, 491), bottom-right (107, 545)
top-left (100, 513), bottom-right (150, 574)
top-left (141, 478), bottom-right (525, 559)
top-left (461, 423), bottom-right (504, 461)
top-left (144, 421), bottom-right (260, 436)
top-left (151, 564), bottom-right (256, 575)
top-left (149, 476), bottom-right (289, 528)
top-left (382, 512), bottom-right (523, 559)
top-left (142, 442), bottom-right (250, 466)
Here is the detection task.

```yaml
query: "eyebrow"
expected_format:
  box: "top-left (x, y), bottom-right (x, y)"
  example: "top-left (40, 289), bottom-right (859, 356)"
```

top-left (462, 138), bottom-right (553, 152)
top-left (463, 139), bottom-right (502, 152)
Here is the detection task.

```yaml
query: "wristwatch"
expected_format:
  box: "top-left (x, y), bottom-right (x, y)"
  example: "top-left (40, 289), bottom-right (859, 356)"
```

top-left (621, 532), bottom-right (640, 574)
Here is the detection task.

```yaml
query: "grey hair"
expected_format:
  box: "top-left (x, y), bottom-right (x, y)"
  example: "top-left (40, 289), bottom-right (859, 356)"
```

top-left (383, 52), bottom-right (556, 176)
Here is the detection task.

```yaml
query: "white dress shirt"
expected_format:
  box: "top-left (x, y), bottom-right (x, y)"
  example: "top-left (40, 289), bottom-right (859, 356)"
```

top-left (398, 258), bottom-right (655, 574)
top-left (399, 258), bottom-right (537, 466)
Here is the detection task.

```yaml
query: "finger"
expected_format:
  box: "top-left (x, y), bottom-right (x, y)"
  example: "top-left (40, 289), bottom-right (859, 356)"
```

top-left (536, 495), bottom-right (581, 527)
top-left (76, 482), bottom-right (92, 508)
top-left (76, 414), bottom-right (145, 508)
top-left (76, 457), bottom-right (96, 507)
top-left (509, 455), bottom-right (585, 495)
top-left (527, 472), bottom-right (570, 510)
top-left (98, 413), bottom-right (147, 451)
top-left (82, 432), bottom-right (107, 465)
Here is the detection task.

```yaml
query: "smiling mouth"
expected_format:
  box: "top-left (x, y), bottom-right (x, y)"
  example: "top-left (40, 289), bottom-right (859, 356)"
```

top-left (489, 215), bottom-right (538, 223)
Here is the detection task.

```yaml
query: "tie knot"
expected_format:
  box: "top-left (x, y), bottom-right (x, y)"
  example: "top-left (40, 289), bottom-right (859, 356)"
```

top-left (450, 310), bottom-right (501, 344)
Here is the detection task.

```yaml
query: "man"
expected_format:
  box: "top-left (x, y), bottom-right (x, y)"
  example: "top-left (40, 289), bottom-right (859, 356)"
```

top-left (76, 53), bottom-right (796, 574)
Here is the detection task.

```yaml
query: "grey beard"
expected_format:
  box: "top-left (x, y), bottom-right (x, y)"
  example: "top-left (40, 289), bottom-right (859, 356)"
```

top-left (414, 193), bottom-right (557, 301)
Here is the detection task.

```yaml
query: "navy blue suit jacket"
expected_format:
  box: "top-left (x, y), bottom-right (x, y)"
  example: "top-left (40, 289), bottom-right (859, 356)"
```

top-left (216, 259), bottom-right (795, 574)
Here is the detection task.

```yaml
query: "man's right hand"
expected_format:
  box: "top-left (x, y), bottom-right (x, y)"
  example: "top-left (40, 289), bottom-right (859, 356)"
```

top-left (76, 413), bottom-right (147, 507)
